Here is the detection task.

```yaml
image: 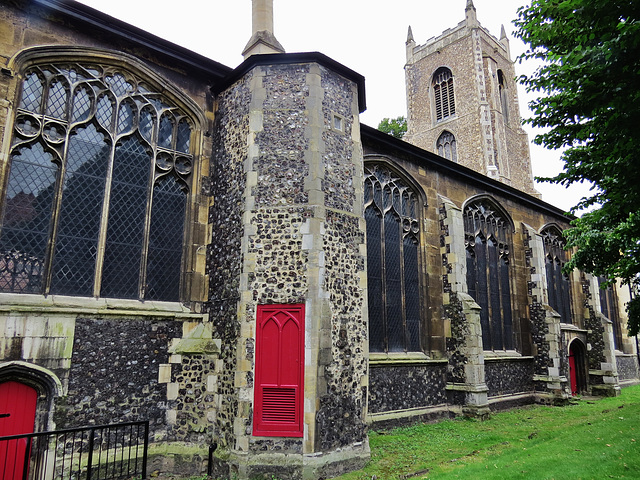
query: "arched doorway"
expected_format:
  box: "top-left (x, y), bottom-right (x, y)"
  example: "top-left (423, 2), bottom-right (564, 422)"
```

top-left (568, 340), bottom-right (587, 395)
top-left (0, 381), bottom-right (38, 478)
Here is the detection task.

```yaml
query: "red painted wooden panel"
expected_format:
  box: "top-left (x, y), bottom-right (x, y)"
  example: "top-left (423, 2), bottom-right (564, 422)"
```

top-left (569, 345), bottom-right (578, 396)
top-left (0, 381), bottom-right (38, 479)
top-left (253, 304), bottom-right (304, 437)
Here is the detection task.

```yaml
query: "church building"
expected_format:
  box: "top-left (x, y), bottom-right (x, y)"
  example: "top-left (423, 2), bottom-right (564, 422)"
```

top-left (0, 0), bottom-right (637, 478)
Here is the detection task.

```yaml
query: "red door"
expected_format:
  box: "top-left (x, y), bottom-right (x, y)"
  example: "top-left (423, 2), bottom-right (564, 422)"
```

top-left (253, 305), bottom-right (304, 437)
top-left (569, 345), bottom-right (578, 396)
top-left (0, 381), bottom-right (38, 479)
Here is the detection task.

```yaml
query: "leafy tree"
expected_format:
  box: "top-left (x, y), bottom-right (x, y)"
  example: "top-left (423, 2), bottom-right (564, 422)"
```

top-left (377, 116), bottom-right (407, 139)
top-left (514, 1), bottom-right (640, 334)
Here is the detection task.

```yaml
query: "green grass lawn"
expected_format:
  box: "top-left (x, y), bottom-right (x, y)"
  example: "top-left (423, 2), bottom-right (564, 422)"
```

top-left (335, 385), bottom-right (640, 480)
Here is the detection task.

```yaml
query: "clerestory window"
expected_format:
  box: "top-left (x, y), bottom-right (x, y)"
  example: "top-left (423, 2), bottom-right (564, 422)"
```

top-left (541, 226), bottom-right (573, 324)
top-left (0, 62), bottom-right (194, 301)
top-left (432, 67), bottom-right (455, 121)
top-left (464, 199), bottom-right (513, 351)
top-left (364, 164), bottom-right (422, 353)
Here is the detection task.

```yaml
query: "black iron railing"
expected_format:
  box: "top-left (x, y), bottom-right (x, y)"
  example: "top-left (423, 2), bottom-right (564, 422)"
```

top-left (0, 420), bottom-right (148, 480)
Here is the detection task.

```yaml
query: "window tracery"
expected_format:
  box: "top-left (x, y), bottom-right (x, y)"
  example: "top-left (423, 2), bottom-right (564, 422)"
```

top-left (464, 200), bottom-right (513, 350)
top-left (364, 164), bottom-right (422, 353)
top-left (0, 62), bottom-right (194, 301)
top-left (436, 130), bottom-right (457, 162)
top-left (541, 226), bottom-right (573, 324)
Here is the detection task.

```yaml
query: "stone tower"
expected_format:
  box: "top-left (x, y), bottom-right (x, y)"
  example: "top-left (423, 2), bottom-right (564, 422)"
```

top-left (404, 0), bottom-right (539, 196)
top-left (208, 1), bottom-right (370, 477)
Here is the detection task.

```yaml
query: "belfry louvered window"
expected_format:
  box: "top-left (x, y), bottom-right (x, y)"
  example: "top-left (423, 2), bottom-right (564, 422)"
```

top-left (464, 200), bottom-right (513, 351)
top-left (541, 226), bottom-right (573, 324)
top-left (598, 277), bottom-right (623, 350)
top-left (364, 164), bottom-right (422, 353)
top-left (433, 67), bottom-right (455, 121)
top-left (436, 131), bottom-right (457, 162)
top-left (0, 63), bottom-right (194, 301)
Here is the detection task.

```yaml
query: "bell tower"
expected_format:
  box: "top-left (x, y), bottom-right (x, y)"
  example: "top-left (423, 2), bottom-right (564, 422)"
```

top-left (404, 0), bottom-right (539, 196)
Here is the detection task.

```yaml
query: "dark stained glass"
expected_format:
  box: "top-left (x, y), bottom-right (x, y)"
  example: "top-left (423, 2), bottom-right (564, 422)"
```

top-left (71, 86), bottom-right (92, 123)
top-left (176, 119), bottom-right (191, 153)
top-left (117, 99), bottom-right (135, 135)
top-left (96, 94), bottom-right (114, 130)
top-left (0, 144), bottom-right (58, 293)
top-left (404, 236), bottom-right (421, 351)
top-left (19, 73), bottom-right (43, 112)
top-left (51, 125), bottom-right (109, 295)
top-left (139, 106), bottom-right (154, 142)
top-left (465, 201), bottom-right (513, 351)
top-left (385, 211), bottom-right (404, 352)
top-left (146, 176), bottom-right (186, 301)
top-left (46, 79), bottom-right (68, 120)
top-left (159, 113), bottom-right (173, 149)
top-left (542, 227), bottom-right (573, 324)
top-left (364, 164), bottom-right (423, 353)
top-left (366, 207), bottom-right (384, 353)
top-left (101, 137), bottom-right (150, 299)
top-left (2, 62), bottom-right (193, 300)
top-left (500, 256), bottom-right (513, 350)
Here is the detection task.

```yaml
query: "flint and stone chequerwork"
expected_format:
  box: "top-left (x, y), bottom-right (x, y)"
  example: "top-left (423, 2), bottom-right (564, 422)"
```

top-left (0, 1), bottom-right (637, 479)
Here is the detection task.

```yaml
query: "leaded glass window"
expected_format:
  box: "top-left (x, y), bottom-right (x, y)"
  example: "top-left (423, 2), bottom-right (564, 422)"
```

top-left (598, 277), bottom-right (623, 350)
top-left (0, 63), bottom-right (194, 301)
top-left (436, 131), bottom-right (457, 162)
top-left (464, 200), bottom-right (513, 350)
top-left (433, 67), bottom-right (455, 121)
top-left (364, 164), bottom-right (422, 353)
top-left (541, 226), bottom-right (572, 324)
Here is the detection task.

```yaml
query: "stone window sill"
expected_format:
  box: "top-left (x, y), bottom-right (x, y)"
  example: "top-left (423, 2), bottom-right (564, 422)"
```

top-left (369, 352), bottom-right (447, 366)
top-left (484, 351), bottom-right (533, 361)
top-left (0, 293), bottom-right (204, 319)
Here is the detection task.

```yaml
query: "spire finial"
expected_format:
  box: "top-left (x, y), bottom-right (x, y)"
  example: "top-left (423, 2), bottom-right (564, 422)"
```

top-left (500, 24), bottom-right (507, 39)
top-left (242, 0), bottom-right (285, 59)
top-left (407, 25), bottom-right (414, 43)
top-left (465, 0), bottom-right (478, 27)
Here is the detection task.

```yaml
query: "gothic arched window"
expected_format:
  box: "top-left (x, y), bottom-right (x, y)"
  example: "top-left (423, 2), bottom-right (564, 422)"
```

top-left (497, 69), bottom-right (509, 124)
top-left (0, 62), bottom-right (194, 301)
top-left (364, 164), bottom-right (422, 353)
top-left (464, 199), bottom-right (513, 351)
top-left (598, 277), bottom-right (623, 350)
top-left (541, 226), bottom-right (572, 324)
top-left (432, 67), bottom-right (455, 121)
top-left (436, 131), bottom-right (457, 162)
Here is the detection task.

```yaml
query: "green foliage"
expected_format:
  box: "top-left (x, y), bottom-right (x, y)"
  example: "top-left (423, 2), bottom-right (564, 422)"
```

top-left (513, 1), bottom-right (640, 335)
top-left (335, 385), bottom-right (640, 479)
top-left (377, 116), bottom-right (407, 139)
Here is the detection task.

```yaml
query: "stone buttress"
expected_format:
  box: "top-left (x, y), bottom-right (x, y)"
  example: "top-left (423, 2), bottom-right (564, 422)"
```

top-left (439, 196), bottom-right (490, 416)
top-left (209, 53), bottom-right (369, 479)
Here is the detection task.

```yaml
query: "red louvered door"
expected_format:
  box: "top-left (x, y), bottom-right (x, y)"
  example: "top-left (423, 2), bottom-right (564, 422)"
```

top-left (253, 304), bottom-right (304, 437)
top-left (0, 381), bottom-right (38, 479)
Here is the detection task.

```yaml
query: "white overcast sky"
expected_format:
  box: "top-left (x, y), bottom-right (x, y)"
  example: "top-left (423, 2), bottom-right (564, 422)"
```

top-left (75, 0), bottom-right (591, 212)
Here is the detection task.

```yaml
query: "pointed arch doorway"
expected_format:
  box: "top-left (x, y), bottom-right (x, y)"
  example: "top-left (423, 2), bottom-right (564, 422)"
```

top-left (568, 340), bottom-right (587, 395)
top-left (0, 381), bottom-right (38, 478)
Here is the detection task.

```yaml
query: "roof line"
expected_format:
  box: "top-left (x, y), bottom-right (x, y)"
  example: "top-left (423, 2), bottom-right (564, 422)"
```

top-left (360, 124), bottom-right (572, 220)
top-left (212, 51), bottom-right (367, 113)
top-left (34, 0), bottom-right (233, 81)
